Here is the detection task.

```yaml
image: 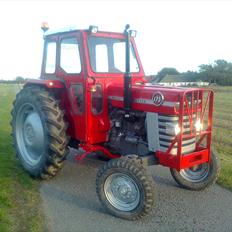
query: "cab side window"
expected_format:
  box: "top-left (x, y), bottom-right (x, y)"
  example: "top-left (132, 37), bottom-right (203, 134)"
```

top-left (60, 38), bottom-right (81, 73)
top-left (45, 42), bottom-right (56, 74)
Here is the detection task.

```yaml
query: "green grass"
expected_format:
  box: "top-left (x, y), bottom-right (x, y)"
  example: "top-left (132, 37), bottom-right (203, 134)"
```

top-left (0, 84), bottom-right (231, 232)
top-left (0, 84), bottom-right (44, 232)
top-left (211, 86), bottom-right (232, 190)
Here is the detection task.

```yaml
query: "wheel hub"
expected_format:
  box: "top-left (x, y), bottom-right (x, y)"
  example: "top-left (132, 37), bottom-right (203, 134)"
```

top-left (24, 124), bottom-right (35, 144)
top-left (119, 185), bottom-right (130, 195)
top-left (104, 173), bottom-right (140, 211)
top-left (180, 163), bottom-right (210, 183)
top-left (16, 103), bottom-right (45, 166)
top-left (112, 179), bottom-right (134, 201)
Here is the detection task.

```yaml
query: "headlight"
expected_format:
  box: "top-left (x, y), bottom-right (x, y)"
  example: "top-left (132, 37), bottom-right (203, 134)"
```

top-left (195, 119), bottom-right (203, 132)
top-left (174, 124), bottom-right (181, 135)
top-left (165, 123), bottom-right (181, 135)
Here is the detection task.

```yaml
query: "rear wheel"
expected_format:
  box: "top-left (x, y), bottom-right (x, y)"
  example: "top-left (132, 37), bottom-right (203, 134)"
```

top-left (11, 85), bottom-right (69, 179)
top-left (170, 151), bottom-right (219, 191)
top-left (96, 156), bottom-right (155, 220)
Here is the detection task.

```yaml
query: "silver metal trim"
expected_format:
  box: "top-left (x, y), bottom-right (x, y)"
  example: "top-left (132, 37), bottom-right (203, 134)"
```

top-left (108, 96), bottom-right (124, 101)
top-left (146, 113), bottom-right (160, 152)
top-left (104, 173), bottom-right (140, 211)
top-left (159, 134), bottom-right (176, 140)
top-left (134, 98), bottom-right (175, 107)
top-left (134, 98), bottom-right (153, 104)
top-left (158, 114), bottom-right (196, 121)
top-left (158, 121), bottom-right (192, 127)
top-left (159, 142), bottom-right (196, 155)
top-left (108, 96), bottom-right (175, 107)
top-left (108, 96), bottom-right (201, 109)
top-left (159, 127), bottom-right (191, 134)
top-left (159, 137), bottom-right (196, 147)
top-left (180, 163), bottom-right (210, 182)
top-left (163, 101), bottom-right (176, 107)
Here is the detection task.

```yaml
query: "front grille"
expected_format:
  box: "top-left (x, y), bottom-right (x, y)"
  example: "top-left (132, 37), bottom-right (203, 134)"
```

top-left (158, 114), bottom-right (196, 155)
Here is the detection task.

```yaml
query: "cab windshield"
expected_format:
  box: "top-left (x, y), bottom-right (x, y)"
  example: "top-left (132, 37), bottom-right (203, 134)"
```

top-left (88, 36), bottom-right (139, 73)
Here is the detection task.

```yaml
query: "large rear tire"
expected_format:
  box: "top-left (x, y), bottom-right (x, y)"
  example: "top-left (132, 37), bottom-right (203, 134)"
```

top-left (96, 156), bottom-right (155, 220)
top-left (170, 151), bottom-right (219, 191)
top-left (11, 85), bottom-right (69, 179)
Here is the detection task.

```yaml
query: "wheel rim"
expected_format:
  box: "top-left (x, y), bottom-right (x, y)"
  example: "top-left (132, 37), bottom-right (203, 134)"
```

top-left (15, 103), bottom-right (45, 166)
top-left (180, 163), bottom-right (210, 182)
top-left (104, 173), bottom-right (140, 211)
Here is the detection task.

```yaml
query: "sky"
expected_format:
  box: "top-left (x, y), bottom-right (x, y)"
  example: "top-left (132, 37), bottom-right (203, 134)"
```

top-left (0, 0), bottom-right (232, 80)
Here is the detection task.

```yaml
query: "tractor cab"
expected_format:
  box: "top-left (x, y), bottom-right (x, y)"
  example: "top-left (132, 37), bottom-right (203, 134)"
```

top-left (11, 24), bottom-right (219, 220)
top-left (39, 25), bottom-right (145, 144)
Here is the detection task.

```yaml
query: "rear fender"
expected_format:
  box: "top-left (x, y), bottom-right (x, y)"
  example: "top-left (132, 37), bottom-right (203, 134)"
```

top-left (24, 79), bottom-right (76, 138)
top-left (25, 79), bottom-right (64, 89)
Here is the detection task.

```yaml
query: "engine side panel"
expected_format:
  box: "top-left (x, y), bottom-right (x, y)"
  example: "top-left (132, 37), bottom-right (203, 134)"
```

top-left (146, 113), bottom-right (160, 152)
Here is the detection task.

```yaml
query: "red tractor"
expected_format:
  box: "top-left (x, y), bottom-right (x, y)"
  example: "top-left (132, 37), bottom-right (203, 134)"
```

top-left (11, 24), bottom-right (219, 220)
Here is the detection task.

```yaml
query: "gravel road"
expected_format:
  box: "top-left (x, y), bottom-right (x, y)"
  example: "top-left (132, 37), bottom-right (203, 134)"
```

top-left (40, 150), bottom-right (232, 232)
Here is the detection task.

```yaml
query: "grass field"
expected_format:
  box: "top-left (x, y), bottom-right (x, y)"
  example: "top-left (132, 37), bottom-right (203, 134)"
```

top-left (210, 86), bottom-right (232, 190)
top-left (0, 83), bottom-right (231, 231)
top-left (0, 84), bottom-right (44, 232)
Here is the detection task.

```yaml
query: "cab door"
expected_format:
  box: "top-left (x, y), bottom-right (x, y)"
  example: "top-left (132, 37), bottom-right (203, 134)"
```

top-left (57, 33), bottom-right (87, 141)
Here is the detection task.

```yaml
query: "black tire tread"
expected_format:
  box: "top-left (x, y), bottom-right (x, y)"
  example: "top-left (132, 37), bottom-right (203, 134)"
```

top-left (96, 156), bottom-right (155, 220)
top-left (170, 151), bottom-right (219, 191)
top-left (11, 85), bottom-right (69, 179)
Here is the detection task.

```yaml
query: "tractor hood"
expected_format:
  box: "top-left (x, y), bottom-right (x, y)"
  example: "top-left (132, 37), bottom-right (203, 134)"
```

top-left (107, 83), bottom-right (198, 115)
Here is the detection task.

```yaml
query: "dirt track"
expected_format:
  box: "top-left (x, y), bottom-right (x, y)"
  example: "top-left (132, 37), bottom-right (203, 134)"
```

top-left (40, 150), bottom-right (232, 232)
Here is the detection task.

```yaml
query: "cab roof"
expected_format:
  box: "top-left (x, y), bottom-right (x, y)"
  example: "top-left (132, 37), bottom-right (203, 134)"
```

top-left (43, 26), bottom-right (125, 38)
top-left (44, 26), bottom-right (80, 37)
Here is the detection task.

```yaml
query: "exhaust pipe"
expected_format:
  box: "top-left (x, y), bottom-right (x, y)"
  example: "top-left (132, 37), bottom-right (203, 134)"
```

top-left (124, 24), bottom-right (131, 110)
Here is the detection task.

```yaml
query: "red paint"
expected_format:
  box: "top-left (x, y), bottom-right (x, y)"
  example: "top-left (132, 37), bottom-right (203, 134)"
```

top-left (156, 148), bottom-right (209, 171)
top-left (156, 89), bottom-right (214, 170)
top-left (25, 79), bottom-right (64, 88)
top-left (25, 28), bottom-right (214, 170)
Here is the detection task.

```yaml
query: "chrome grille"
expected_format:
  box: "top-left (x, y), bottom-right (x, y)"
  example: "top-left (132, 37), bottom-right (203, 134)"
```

top-left (158, 114), bottom-right (196, 155)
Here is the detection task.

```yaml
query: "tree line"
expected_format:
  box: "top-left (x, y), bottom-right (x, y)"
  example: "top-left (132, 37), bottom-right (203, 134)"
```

top-left (153, 59), bottom-right (232, 86)
top-left (1, 59), bottom-right (232, 86)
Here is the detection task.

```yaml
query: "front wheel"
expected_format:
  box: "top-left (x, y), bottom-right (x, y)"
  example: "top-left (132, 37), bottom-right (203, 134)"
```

top-left (170, 151), bottom-right (219, 191)
top-left (96, 156), bottom-right (155, 220)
